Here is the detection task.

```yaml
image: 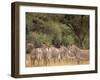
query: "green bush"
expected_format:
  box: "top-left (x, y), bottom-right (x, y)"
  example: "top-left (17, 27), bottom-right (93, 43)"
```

top-left (62, 35), bottom-right (75, 45)
top-left (26, 13), bottom-right (89, 49)
top-left (29, 32), bottom-right (52, 48)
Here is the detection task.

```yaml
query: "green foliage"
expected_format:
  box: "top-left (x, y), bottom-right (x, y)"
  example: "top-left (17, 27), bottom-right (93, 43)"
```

top-left (31, 32), bottom-right (52, 48)
top-left (44, 21), bottom-right (62, 47)
top-left (62, 35), bottom-right (75, 45)
top-left (26, 12), bottom-right (89, 49)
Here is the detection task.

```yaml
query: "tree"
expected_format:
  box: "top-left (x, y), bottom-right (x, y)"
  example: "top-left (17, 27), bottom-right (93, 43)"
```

top-left (26, 12), bottom-right (89, 49)
top-left (61, 15), bottom-right (89, 48)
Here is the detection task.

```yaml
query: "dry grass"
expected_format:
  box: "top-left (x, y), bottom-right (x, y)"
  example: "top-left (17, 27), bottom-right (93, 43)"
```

top-left (25, 49), bottom-right (89, 67)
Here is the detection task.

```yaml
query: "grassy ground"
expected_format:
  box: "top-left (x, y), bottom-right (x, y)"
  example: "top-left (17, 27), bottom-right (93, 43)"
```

top-left (25, 49), bottom-right (89, 67)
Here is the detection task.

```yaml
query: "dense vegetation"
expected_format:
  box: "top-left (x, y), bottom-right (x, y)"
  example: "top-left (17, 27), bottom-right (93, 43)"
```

top-left (26, 12), bottom-right (89, 49)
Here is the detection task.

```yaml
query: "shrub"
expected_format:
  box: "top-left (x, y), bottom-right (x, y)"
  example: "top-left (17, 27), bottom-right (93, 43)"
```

top-left (62, 35), bottom-right (75, 46)
top-left (31, 32), bottom-right (52, 48)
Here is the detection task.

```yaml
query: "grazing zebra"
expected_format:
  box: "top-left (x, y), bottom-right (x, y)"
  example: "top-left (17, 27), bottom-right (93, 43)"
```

top-left (59, 46), bottom-right (67, 61)
top-left (67, 44), bottom-right (82, 64)
top-left (41, 47), bottom-right (49, 65)
top-left (30, 48), bottom-right (36, 65)
top-left (30, 44), bottom-right (85, 66)
top-left (50, 46), bottom-right (61, 63)
top-left (31, 48), bottom-right (44, 66)
top-left (36, 48), bottom-right (44, 65)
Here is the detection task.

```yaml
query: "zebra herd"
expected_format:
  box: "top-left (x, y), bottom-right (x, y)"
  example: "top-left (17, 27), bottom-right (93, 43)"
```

top-left (26, 43), bottom-right (89, 66)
